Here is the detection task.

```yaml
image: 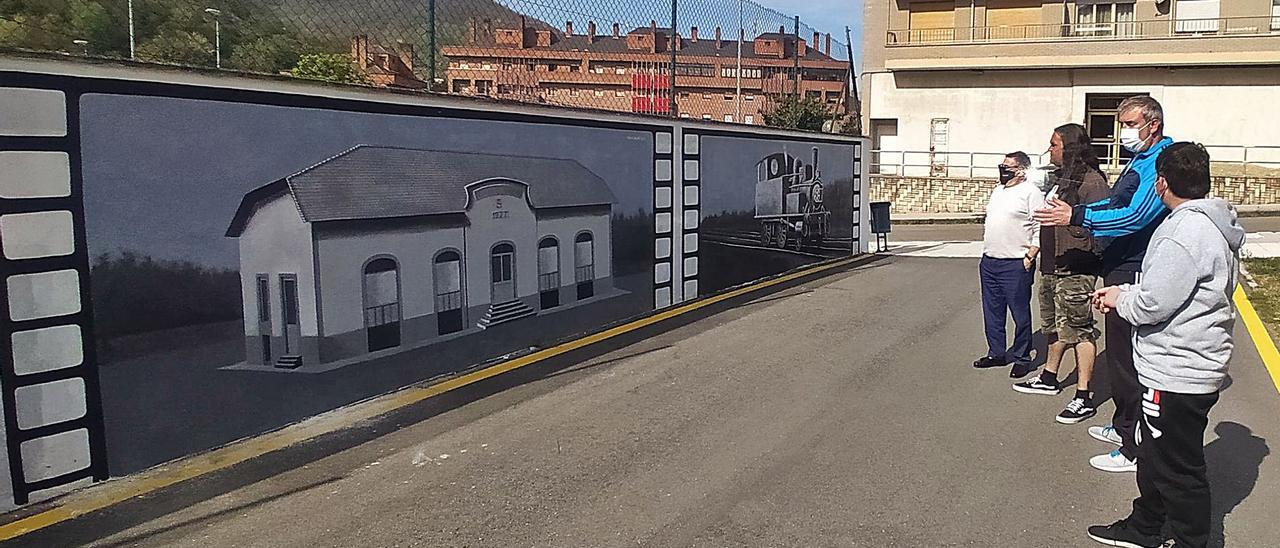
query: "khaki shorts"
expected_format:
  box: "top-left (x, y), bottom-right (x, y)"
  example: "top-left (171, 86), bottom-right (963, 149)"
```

top-left (1039, 272), bottom-right (1101, 344)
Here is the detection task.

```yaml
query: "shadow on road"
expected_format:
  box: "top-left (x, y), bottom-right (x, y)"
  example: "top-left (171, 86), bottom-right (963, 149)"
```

top-left (1207, 421), bottom-right (1269, 548)
top-left (90, 475), bottom-right (347, 548)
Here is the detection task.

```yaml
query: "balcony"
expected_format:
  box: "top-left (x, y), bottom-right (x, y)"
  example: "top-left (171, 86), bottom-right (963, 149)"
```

top-left (882, 16), bottom-right (1280, 70)
top-left (887, 16), bottom-right (1280, 46)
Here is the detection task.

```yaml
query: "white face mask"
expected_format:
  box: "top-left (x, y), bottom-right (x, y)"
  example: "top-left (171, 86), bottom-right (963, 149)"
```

top-left (1119, 120), bottom-right (1155, 153)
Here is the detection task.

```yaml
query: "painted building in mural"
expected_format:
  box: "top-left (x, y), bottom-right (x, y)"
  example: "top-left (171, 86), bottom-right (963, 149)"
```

top-left (226, 146), bottom-right (617, 368)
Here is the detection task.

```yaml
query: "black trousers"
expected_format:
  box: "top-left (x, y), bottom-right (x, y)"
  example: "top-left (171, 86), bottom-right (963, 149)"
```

top-left (1129, 386), bottom-right (1219, 548)
top-left (1104, 270), bottom-right (1143, 460)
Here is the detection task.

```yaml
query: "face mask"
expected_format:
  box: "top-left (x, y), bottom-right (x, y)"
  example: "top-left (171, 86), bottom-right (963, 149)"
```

top-left (1120, 120), bottom-right (1155, 153)
top-left (998, 165), bottom-right (1017, 184)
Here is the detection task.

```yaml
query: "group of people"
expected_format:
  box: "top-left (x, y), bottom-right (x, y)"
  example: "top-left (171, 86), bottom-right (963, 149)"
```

top-left (975, 96), bottom-right (1245, 548)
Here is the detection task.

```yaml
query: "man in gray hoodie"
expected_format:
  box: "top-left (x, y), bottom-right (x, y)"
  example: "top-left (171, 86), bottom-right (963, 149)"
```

top-left (1086, 142), bottom-right (1243, 548)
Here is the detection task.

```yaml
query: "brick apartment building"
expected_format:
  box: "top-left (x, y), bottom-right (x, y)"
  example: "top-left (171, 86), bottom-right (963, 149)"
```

top-left (351, 35), bottom-right (428, 89)
top-left (441, 18), bottom-right (852, 124)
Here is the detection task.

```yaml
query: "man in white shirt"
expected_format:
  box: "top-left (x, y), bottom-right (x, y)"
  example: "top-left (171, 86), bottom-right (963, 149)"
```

top-left (975, 152), bottom-right (1044, 378)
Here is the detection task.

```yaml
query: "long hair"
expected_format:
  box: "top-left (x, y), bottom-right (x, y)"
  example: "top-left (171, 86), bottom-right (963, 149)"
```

top-left (1053, 123), bottom-right (1103, 203)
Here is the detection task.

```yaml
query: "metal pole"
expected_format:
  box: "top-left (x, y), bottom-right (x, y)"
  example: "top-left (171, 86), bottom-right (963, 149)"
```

top-left (670, 0), bottom-right (678, 118)
top-left (428, 0), bottom-right (437, 87)
top-left (128, 0), bottom-right (135, 59)
top-left (735, 0), bottom-right (743, 123)
top-left (214, 19), bottom-right (221, 68)
top-left (793, 15), bottom-right (800, 96)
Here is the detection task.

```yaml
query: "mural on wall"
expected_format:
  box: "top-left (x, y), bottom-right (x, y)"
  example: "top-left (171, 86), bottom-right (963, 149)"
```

top-left (696, 136), bottom-right (860, 295)
top-left (0, 71), bottom-right (865, 508)
top-left (76, 93), bottom-right (656, 474)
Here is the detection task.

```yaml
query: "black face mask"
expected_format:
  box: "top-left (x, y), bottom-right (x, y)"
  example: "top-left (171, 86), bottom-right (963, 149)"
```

top-left (998, 165), bottom-right (1018, 184)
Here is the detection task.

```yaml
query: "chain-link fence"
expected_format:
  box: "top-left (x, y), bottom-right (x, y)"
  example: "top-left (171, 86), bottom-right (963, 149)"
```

top-left (0, 0), bottom-right (855, 132)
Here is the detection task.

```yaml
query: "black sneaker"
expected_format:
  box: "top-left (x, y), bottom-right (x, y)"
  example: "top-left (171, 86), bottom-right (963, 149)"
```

top-left (973, 356), bottom-right (1008, 369)
top-left (1056, 396), bottom-right (1098, 424)
top-left (1087, 519), bottom-right (1163, 548)
top-left (1009, 362), bottom-right (1037, 379)
top-left (1012, 377), bottom-right (1061, 395)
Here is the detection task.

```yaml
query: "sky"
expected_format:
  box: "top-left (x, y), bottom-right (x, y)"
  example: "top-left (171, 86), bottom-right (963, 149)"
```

top-left (759, 0), bottom-right (863, 61)
top-left (79, 94), bottom-right (653, 269)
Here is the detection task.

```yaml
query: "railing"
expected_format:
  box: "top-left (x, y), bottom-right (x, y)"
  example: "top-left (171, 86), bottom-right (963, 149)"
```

top-left (872, 146), bottom-right (1280, 179)
top-left (364, 303), bottom-right (401, 327)
top-left (538, 272), bottom-right (561, 292)
top-left (887, 16), bottom-right (1280, 46)
top-left (575, 264), bottom-right (595, 283)
top-left (434, 291), bottom-right (463, 312)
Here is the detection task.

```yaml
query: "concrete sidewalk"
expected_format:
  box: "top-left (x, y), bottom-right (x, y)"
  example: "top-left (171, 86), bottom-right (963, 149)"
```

top-left (14, 256), bottom-right (1280, 547)
top-left (888, 231), bottom-right (1280, 259)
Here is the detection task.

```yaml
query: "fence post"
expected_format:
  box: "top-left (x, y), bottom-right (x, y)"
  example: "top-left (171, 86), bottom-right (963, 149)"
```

top-left (793, 15), bottom-right (800, 95)
top-left (428, 0), bottom-right (437, 88)
top-left (670, 0), bottom-right (678, 118)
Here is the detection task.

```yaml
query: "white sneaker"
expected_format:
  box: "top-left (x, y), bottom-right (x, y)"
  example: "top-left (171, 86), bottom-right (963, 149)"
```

top-left (1090, 449), bottom-right (1137, 473)
top-left (1089, 424), bottom-right (1123, 446)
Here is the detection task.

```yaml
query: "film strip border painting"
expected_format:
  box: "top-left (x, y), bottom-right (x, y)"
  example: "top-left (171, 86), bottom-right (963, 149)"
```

top-left (653, 130), bottom-right (675, 308)
top-left (853, 140), bottom-right (864, 254)
top-left (680, 132), bottom-right (700, 300)
top-left (0, 85), bottom-right (109, 505)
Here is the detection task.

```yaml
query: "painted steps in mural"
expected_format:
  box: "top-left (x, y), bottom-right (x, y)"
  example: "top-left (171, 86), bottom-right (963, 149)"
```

top-left (275, 355), bottom-right (304, 369)
top-left (477, 300), bottom-right (536, 329)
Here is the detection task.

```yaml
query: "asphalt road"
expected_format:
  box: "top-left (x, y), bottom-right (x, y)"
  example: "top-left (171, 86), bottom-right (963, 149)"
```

top-left (37, 256), bottom-right (1280, 548)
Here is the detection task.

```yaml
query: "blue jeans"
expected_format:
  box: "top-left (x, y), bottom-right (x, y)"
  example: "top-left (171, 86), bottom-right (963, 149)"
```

top-left (979, 255), bottom-right (1034, 364)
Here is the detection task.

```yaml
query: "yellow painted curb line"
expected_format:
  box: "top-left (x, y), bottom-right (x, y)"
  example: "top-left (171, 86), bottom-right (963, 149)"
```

top-left (0, 255), bottom-right (864, 541)
top-left (1233, 284), bottom-right (1280, 395)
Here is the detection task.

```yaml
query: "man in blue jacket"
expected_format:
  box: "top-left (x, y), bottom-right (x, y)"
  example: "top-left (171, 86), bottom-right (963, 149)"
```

top-left (1036, 96), bottom-right (1173, 474)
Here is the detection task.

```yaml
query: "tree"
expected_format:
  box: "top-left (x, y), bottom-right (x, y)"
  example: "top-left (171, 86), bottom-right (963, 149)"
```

top-left (764, 94), bottom-right (832, 132)
top-left (136, 29), bottom-right (212, 65)
top-left (290, 53), bottom-right (369, 85)
top-left (230, 33), bottom-right (304, 74)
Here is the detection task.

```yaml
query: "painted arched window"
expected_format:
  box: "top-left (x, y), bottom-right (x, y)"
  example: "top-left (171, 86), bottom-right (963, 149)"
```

top-left (363, 257), bottom-right (401, 351)
top-left (574, 232), bottom-right (595, 300)
top-left (433, 250), bottom-right (464, 335)
top-left (538, 237), bottom-right (560, 309)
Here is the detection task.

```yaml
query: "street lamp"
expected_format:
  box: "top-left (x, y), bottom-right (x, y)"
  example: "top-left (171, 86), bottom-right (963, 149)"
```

top-left (204, 8), bottom-right (222, 68)
top-left (73, 39), bottom-right (89, 56)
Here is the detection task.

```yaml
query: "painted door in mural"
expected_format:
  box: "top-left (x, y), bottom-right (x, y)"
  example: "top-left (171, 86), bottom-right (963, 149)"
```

top-left (434, 250), bottom-right (465, 335)
top-left (363, 258), bottom-right (401, 352)
top-left (256, 274), bottom-right (272, 363)
top-left (538, 237), bottom-right (561, 309)
top-left (574, 232), bottom-right (595, 300)
top-left (279, 274), bottom-right (301, 355)
top-left (491, 243), bottom-right (516, 303)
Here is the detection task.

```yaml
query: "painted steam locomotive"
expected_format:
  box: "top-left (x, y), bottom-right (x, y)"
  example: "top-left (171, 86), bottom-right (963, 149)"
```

top-left (754, 147), bottom-right (830, 250)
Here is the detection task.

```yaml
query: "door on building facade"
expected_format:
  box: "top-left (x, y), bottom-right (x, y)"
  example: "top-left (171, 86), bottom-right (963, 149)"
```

top-left (870, 119), bottom-right (898, 175)
top-left (434, 250), bottom-right (465, 335)
top-left (490, 243), bottom-right (517, 303)
top-left (279, 274), bottom-right (301, 356)
top-left (537, 237), bottom-right (561, 310)
top-left (929, 118), bottom-right (949, 177)
top-left (363, 258), bottom-right (401, 352)
top-left (256, 274), bottom-right (272, 363)
top-left (1085, 93), bottom-right (1146, 172)
top-left (574, 232), bottom-right (595, 300)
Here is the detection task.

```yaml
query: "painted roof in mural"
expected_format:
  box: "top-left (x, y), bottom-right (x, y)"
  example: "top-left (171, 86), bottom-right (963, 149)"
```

top-left (227, 146), bottom-right (616, 236)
